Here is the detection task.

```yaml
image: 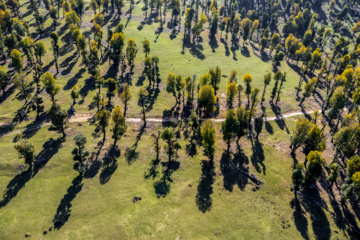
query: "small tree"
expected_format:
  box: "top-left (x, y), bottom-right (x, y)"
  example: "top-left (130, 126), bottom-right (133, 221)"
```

top-left (222, 109), bottom-right (238, 151)
top-left (106, 78), bottom-right (117, 104)
top-left (120, 83), bottom-right (132, 117)
top-left (201, 120), bottom-right (216, 162)
top-left (71, 134), bottom-right (90, 174)
top-left (71, 85), bottom-right (79, 104)
top-left (34, 41), bottom-right (46, 65)
top-left (161, 128), bottom-right (179, 162)
top-left (47, 103), bottom-right (68, 137)
top-left (42, 72), bottom-right (60, 102)
top-left (10, 49), bottom-right (23, 72)
top-left (254, 114), bottom-right (264, 139)
top-left (50, 32), bottom-right (60, 73)
top-left (328, 163), bottom-right (340, 190)
top-left (111, 106), bottom-right (126, 146)
top-left (261, 73), bottom-right (272, 103)
top-left (290, 163), bottom-right (305, 199)
top-left (305, 151), bottom-right (324, 184)
top-left (14, 140), bottom-right (35, 171)
top-left (290, 118), bottom-right (312, 153)
top-left (138, 87), bottom-right (148, 124)
top-left (226, 82), bottom-right (237, 108)
top-left (96, 108), bottom-right (111, 140)
top-left (143, 39), bottom-right (150, 57)
top-left (198, 85), bottom-right (217, 116)
top-left (13, 73), bottom-right (31, 103)
top-left (242, 74), bottom-right (252, 107)
top-left (126, 38), bottom-right (137, 70)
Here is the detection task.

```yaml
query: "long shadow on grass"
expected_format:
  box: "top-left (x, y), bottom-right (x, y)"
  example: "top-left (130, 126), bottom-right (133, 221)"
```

top-left (220, 149), bottom-right (249, 192)
top-left (196, 160), bottom-right (215, 213)
top-left (0, 137), bottom-right (63, 209)
top-left (251, 140), bottom-right (266, 175)
top-left (154, 160), bottom-right (180, 197)
top-left (99, 145), bottom-right (120, 184)
top-left (63, 68), bottom-right (86, 90)
top-left (52, 175), bottom-right (83, 229)
top-left (300, 186), bottom-right (331, 240)
top-left (290, 198), bottom-right (310, 240)
top-left (125, 124), bottom-right (146, 165)
top-left (270, 102), bottom-right (290, 134)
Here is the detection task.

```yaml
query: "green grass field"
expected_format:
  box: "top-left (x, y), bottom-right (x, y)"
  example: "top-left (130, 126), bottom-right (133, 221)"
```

top-left (0, 0), bottom-right (359, 239)
top-left (0, 117), bottom-right (354, 239)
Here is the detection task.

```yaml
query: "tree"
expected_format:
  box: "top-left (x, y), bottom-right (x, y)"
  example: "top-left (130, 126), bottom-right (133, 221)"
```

top-left (13, 73), bottom-right (31, 103)
top-left (201, 120), bottom-right (216, 162)
top-left (47, 103), bottom-right (68, 137)
top-left (10, 49), bottom-right (23, 72)
top-left (261, 73), bottom-right (271, 103)
top-left (143, 39), bottom-right (150, 57)
top-left (242, 74), bottom-right (253, 107)
top-left (290, 118), bottom-right (312, 153)
top-left (161, 128), bottom-right (178, 162)
top-left (126, 38), bottom-right (137, 69)
top-left (305, 151), bottom-right (324, 184)
top-left (65, 11), bottom-right (81, 27)
top-left (76, 34), bottom-right (88, 64)
top-left (111, 106), bottom-right (126, 145)
top-left (93, 13), bottom-right (104, 25)
top-left (209, 66), bottom-right (221, 95)
top-left (166, 72), bottom-right (176, 101)
top-left (328, 163), bottom-right (340, 189)
top-left (120, 83), bottom-right (132, 117)
top-left (106, 78), bottom-right (117, 104)
top-left (198, 85), bottom-right (217, 116)
top-left (226, 82), bottom-right (237, 107)
top-left (50, 32), bottom-right (60, 73)
top-left (14, 140), bottom-right (35, 171)
top-left (290, 163), bottom-right (305, 198)
top-left (110, 32), bottom-right (125, 64)
top-left (254, 114), bottom-right (264, 139)
top-left (34, 41), bottom-right (46, 65)
top-left (42, 72), bottom-right (60, 102)
top-left (222, 109), bottom-right (238, 151)
top-left (71, 85), bottom-right (79, 104)
top-left (90, 0), bottom-right (98, 14)
top-left (138, 87), bottom-right (148, 124)
top-left (0, 65), bottom-right (8, 99)
top-left (241, 18), bottom-right (251, 43)
top-left (96, 108), bottom-right (111, 139)
top-left (71, 134), bottom-right (90, 174)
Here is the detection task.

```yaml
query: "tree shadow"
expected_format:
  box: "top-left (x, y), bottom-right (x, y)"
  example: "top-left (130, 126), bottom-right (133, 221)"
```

top-left (301, 186), bottom-right (331, 240)
top-left (63, 68), bottom-right (86, 90)
top-left (0, 137), bottom-right (63, 209)
top-left (60, 52), bottom-right (78, 75)
top-left (52, 175), bottom-right (83, 230)
top-left (220, 38), bottom-right (230, 57)
top-left (290, 198), bottom-right (310, 240)
top-left (196, 160), bottom-right (215, 213)
top-left (85, 138), bottom-right (104, 179)
top-left (240, 46), bottom-right (251, 58)
top-left (146, 85), bottom-right (160, 112)
top-left (270, 101), bottom-right (290, 133)
top-left (208, 35), bottom-right (218, 53)
top-left (21, 114), bottom-right (48, 139)
top-left (154, 160), bottom-right (180, 197)
top-left (220, 149), bottom-right (249, 192)
top-left (264, 120), bottom-right (274, 135)
top-left (251, 140), bottom-right (266, 175)
top-left (125, 124), bottom-right (145, 165)
top-left (79, 77), bottom-right (96, 99)
top-left (99, 145), bottom-right (120, 184)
